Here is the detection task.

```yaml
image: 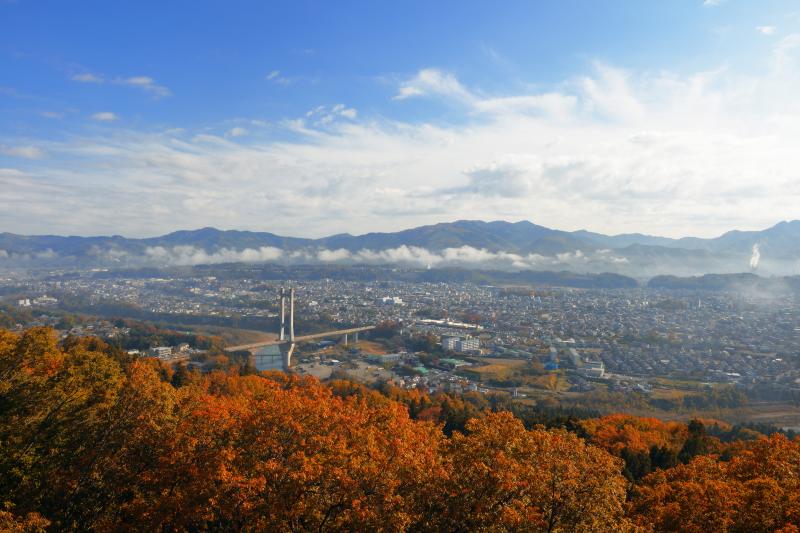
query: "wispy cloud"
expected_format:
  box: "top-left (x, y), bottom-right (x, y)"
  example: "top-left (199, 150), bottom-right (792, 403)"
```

top-left (394, 68), bottom-right (473, 101)
top-left (118, 76), bottom-right (171, 97)
top-left (303, 104), bottom-right (358, 126)
top-left (226, 126), bottom-right (248, 138)
top-left (266, 70), bottom-right (292, 85)
top-left (756, 25), bottom-right (776, 35)
top-left (0, 145), bottom-right (46, 159)
top-left (90, 111), bottom-right (118, 122)
top-left (71, 71), bottom-right (171, 97)
top-left (7, 40), bottom-right (800, 240)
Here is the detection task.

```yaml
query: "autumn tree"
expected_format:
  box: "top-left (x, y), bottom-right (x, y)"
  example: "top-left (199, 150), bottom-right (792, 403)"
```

top-left (429, 412), bottom-right (631, 532)
top-left (6, 326), bottom-right (799, 532)
top-left (630, 434), bottom-right (800, 532)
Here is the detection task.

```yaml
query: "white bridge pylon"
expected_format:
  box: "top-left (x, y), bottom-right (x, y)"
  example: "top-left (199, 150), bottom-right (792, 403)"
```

top-left (224, 286), bottom-right (375, 370)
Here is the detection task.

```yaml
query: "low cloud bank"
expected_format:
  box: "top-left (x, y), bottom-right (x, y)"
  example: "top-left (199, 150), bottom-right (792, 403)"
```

top-left (144, 245), bottom-right (283, 266)
top-left (0, 249), bottom-right (58, 261)
top-left (1, 244), bottom-right (792, 277)
top-left (135, 244), bottom-right (800, 277)
top-left (142, 244), bottom-right (629, 270)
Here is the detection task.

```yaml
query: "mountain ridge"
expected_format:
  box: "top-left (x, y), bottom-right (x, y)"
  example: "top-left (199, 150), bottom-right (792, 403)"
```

top-left (1, 219), bottom-right (798, 276)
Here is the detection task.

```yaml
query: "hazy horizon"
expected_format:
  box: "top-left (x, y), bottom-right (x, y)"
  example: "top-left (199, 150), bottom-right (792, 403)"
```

top-left (1, 217), bottom-right (798, 242)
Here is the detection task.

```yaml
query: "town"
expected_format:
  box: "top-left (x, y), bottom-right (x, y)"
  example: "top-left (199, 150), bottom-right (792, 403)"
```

top-left (2, 267), bottom-right (799, 427)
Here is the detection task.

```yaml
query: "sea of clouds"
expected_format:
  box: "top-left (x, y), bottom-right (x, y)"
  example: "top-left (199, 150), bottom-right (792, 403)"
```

top-left (139, 244), bottom-right (628, 270)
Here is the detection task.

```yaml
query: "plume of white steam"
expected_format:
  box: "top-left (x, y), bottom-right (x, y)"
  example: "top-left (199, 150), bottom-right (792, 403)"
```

top-left (749, 244), bottom-right (761, 270)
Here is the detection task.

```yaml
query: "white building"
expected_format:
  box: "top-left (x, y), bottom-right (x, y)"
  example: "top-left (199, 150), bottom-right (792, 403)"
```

top-left (32, 295), bottom-right (58, 307)
top-left (442, 336), bottom-right (459, 351)
top-left (456, 337), bottom-right (480, 352)
top-left (149, 346), bottom-right (172, 359)
top-left (368, 352), bottom-right (405, 364)
top-left (581, 360), bottom-right (605, 378)
top-left (442, 336), bottom-right (480, 353)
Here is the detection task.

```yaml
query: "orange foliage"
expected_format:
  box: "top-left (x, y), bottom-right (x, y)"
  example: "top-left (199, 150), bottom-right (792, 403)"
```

top-left (429, 412), bottom-right (632, 531)
top-left (581, 414), bottom-right (687, 455)
top-left (630, 434), bottom-right (800, 532)
top-left (3, 327), bottom-right (799, 531)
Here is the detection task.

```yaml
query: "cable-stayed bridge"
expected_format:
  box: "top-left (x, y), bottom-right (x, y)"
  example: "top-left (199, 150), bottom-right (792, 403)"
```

top-left (223, 287), bottom-right (374, 370)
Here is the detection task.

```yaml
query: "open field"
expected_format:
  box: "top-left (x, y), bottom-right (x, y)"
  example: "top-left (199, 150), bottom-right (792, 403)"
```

top-left (193, 326), bottom-right (276, 347)
top-left (352, 340), bottom-right (388, 355)
top-left (461, 357), bottom-right (528, 380)
top-left (524, 373), bottom-right (572, 392)
top-left (295, 362), bottom-right (334, 381)
top-left (648, 388), bottom-right (698, 401)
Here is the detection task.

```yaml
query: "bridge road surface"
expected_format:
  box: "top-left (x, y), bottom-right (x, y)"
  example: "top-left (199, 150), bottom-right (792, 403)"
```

top-left (224, 326), bottom-right (375, 353)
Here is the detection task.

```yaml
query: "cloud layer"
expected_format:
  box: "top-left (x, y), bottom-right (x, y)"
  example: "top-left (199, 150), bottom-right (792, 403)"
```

top-left (140, 244), bottom-right (628, 271)
top-left (72, 71), bottom-right (171, 98)
top-left (4, 37), bottom-right (800, 240)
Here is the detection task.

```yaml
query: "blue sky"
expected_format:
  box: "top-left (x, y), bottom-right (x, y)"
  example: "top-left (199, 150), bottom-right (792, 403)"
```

top-left (1, 0), bottom-right (800, 238)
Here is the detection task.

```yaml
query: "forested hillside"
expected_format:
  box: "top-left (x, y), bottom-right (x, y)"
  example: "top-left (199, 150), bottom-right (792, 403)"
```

top-left (1, 328), bottom-right (799, 531)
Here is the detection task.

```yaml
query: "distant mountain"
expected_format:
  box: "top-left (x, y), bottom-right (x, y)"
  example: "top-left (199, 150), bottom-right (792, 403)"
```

top-left (318, 220), bottom-right (595, 254)
top-left (1, 219), bottom-right (799, 277)
top-left (146, 227), bottom-right (312, 250)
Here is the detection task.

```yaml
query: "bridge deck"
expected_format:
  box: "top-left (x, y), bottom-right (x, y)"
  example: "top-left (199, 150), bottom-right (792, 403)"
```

top-left (224, 325), bottom-right (375, 353)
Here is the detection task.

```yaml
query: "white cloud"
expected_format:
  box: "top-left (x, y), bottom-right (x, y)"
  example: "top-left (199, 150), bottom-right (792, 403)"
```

top-left (306, 245), bottom-right (622, 271)
top-left (226, 127), bottom-right (248, 138)
top-left (462, 156), bottom-right (540, 197)
top-left (304, 104), bottom-right (359, 126)
top-left (88, 243), bottom-right (630, 271)
top-left (578, 62), bottom-right (645, 122)
top-left (473, 93), bottom-right (577, 117)
top-left (145, 245), bottom-right (283, 266)
top-left (266, 70), bottom-right (291, 85)
top-left (0, 145), bottom-right (46, 159)
top-left (333, 103), bottom-right (358, 119)
top-left (71, 71), bottom-right (171, 97)
top-left (91, 112), bottom-right (118, 122)
top-left (395, 64), bottom-right (635, 121)
top-left (394, 68), bottom-right (473, 101)
top-left (7, 49), bottom-right (800, 240)
top-left (117, 76), bottom-right (171, 97)
top-left (757, 25), bottom-right (776, 35)
top-left (317, 248), bottom-right (351, 261)
top-left (703, 0), bottom-right (724, 6)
